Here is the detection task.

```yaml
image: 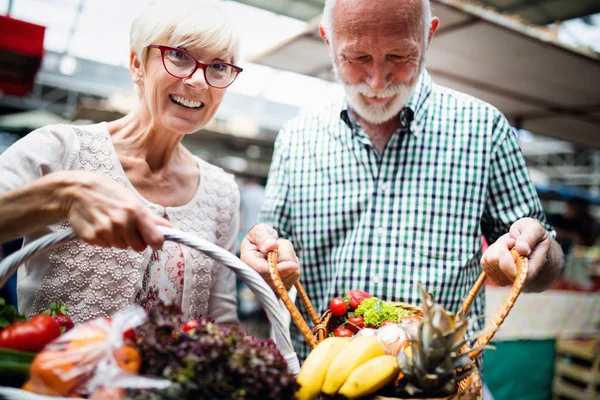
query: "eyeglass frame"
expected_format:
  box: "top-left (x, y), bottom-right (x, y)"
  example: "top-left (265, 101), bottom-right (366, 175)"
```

top-left (148, 44), bottom-right (243, 89)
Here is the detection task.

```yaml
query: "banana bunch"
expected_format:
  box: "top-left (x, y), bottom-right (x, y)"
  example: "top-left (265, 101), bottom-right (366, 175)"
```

top-left (296, 336), bottom-right (400, 400)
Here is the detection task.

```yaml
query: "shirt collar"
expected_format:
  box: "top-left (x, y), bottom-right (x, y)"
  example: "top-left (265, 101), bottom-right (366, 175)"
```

top-left (339, 69), bottom-right (433, 137)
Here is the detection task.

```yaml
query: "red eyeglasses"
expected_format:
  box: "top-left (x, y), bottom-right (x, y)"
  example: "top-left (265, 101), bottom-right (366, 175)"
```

top-left (149, 44), bottom-right (243, 89)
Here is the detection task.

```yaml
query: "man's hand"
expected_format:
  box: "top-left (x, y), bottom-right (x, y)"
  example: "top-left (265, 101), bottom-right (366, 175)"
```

top-left (481, 217), bottom-right (560, 291)
top-left (240, 223), bottom-right (300, 290)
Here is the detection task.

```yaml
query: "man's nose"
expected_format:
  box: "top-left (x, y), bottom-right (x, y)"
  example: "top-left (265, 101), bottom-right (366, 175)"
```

top-left (366, 62), bottom-right (391, 92)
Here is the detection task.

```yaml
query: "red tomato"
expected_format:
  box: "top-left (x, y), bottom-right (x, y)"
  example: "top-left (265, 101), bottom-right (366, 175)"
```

top-left (346, 315), bottom-right (365, 333)
top-left (333, 326), bottom-right (353, 337)
top-left (329, 297), bottom-right (348, 317)
top-left (0, 314), bottom-right (61, 352)
top-left (182, 319), bottom-right (199, 332)
top-left (346, 290), bottom-right (371, 310)
top-left (123, 328), bottom-right (137, 341)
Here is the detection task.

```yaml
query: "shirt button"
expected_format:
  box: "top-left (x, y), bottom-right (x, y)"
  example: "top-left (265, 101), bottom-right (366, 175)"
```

top-left (375, 226), bottom-right (385, 237)
top-left (380, 182), bottom-right (391, 192)
top-left (372, 274), bottom-right (381, 284)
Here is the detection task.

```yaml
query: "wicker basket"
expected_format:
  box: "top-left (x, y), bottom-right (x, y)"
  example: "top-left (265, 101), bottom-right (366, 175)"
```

top-left (267, 248), bottom-right (529, 400)
top-left (0, 227), bottom-right (301, 400)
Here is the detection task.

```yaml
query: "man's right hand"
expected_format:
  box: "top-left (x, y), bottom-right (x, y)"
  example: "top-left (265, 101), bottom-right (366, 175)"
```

top-left (240, 223), bottom-right (300, 291)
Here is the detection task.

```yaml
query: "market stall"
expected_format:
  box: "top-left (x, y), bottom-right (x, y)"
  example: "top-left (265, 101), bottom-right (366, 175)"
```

top-left (484, 284), bottom-right (600, 400)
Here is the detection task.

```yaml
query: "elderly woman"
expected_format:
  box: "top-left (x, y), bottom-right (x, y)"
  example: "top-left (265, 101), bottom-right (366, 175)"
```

top-left (0, 0), bottom-right (243, 325)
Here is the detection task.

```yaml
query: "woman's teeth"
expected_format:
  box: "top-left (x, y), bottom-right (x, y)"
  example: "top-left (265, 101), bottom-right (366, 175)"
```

top-left (170, 94), bottom-right (203, 109)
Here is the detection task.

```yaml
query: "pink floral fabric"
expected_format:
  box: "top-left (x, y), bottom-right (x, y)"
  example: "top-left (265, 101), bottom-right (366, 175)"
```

top-left (135, 241), bottom-right (186, 311)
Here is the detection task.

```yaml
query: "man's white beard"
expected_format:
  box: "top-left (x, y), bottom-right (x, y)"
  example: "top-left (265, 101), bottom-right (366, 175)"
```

top-left (343, 82), bottom-right (416, 125)
top-left (331, 55), bottom-right (423, 125)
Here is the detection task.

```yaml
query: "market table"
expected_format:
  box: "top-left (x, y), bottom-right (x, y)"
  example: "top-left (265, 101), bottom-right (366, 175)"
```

top-left (484, 287), bottom-right (599, 400)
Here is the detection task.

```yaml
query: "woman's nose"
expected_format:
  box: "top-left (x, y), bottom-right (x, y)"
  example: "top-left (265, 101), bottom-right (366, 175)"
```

top-left (183, 67), bottom-right (210, 89)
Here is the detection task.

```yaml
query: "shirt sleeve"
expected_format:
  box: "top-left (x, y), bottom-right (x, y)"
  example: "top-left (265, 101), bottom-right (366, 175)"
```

top-left (0, 124), bottom-right (79, 195)
top-left (259, 125), bottom-right (292, 239)
top-left (481, 114), bottom-right (556, 244)
top-left (207, 186), bottom-right (240, 325)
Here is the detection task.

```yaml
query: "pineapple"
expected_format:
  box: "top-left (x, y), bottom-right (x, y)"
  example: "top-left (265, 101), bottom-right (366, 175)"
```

top-left (394, 284), bottom-right (489, 398)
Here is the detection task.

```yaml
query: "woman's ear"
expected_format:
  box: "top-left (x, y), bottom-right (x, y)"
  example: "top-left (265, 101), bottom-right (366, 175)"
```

top-left (130, 50), bottom-right (144, 84)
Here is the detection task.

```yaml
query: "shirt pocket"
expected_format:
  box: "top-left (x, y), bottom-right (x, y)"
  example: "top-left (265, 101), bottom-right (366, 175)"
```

top-left (398, 185), bottom-right (482, 263)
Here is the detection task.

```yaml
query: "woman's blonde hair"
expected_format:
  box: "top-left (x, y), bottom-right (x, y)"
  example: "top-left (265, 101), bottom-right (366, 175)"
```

top-left (130, 0), bottom-right (240, 68)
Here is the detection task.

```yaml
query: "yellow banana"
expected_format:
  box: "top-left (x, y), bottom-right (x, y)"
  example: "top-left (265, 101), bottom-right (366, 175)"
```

top-left (295, 337), bottom-right (351, 400)
top-left (321, 335), bottom-right (386, 396)
top-left (338, 355), bottom-right (400, 399)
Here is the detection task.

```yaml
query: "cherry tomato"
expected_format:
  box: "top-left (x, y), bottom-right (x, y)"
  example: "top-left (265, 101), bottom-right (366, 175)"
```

top-left (346, 315), bottom-right (365, 333)
top-left (123, 328), bottom-right (137, 341)
top-left (0, 314), bottom-right (61, 352)
top-left (333, 326), bottom-right (353, 337)
top-left (346, 289), bottom-right (371, 310)
top-left (329, 297), bottom-right (348, 317)
top-left (182, 319), bottom-right (199, 332)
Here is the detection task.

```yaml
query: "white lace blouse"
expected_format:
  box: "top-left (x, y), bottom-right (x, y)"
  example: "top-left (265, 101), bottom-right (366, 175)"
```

top-left (0, 123), bottom-right (240, 325)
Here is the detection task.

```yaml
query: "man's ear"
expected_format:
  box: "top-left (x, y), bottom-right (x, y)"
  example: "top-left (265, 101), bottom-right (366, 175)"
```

top-left (319, 25), bottom-right (330, 46)
top-left (427, 17), bottom-right (440, 48)
top-left (130, 50), bottom-right (144, 83)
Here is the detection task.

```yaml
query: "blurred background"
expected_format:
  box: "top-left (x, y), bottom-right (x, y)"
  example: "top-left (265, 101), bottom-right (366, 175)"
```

top-left (0, 1), bottom-right (599, 399)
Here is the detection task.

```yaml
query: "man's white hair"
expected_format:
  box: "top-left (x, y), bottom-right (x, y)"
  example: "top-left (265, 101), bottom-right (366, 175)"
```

top-left (130, 0), bottom-right (240, 69)
top-left (321, 0), bottom-right (432, 47)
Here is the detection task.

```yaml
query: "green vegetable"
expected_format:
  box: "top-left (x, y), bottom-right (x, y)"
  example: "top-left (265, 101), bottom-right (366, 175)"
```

top-left (0, 347), bottom-right (36, 387)
top-left (128, 300), bottom-right (299, 400)
top-left (0, 297), bottom-right (27, 329)
top-left (354, 297), bottom-right (414, 328)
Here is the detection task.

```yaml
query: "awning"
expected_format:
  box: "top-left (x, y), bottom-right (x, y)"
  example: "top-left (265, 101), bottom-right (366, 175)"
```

top-left (248, 0), bottom-right (600, 148)
top-left (231, 0), bottom-right (600, 26)
top-left (0, 15), bottom-right (46, 97)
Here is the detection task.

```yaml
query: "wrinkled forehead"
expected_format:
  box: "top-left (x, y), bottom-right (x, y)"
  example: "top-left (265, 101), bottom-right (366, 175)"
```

top-left (333, 0), bottom-right (424, 42)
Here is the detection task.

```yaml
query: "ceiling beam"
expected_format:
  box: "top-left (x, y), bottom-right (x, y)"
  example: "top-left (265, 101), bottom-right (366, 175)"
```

top-left (428, 67), bottom-right (600, 129)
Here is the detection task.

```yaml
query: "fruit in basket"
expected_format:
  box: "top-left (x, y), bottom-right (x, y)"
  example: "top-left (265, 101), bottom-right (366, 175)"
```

top-left (295, 337), bottom-right (350, 400)
top-left (333, 326), bottom-right (353, 337)
top-left (0, 314), bottom-right (61, 353)
top-left (394, 284), bottom-right (487, 397)
top-left (345, 315), bottom-right (365, 333)
top-left (113, 345), bottom-right (141, 373)
top-left (181, 319), bottom-right (198, 332)
top-left (329, 297), bottom-right (348, 316)
top-left (338, 354), bottom-right (400, 398)
top-left (43, 303), bottom-right (75, 332)
top-left (24, 349), bottom-right (80, 396)
top-left (321, 335), bottom-right (386, 395)
top-left (345, 289), bottom-right (371, 310)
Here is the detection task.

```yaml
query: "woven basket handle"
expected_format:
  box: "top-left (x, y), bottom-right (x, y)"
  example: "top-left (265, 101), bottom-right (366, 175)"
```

top-left (268, 251), bottom-right (321, 348)
top-left (0, 227), bottom-right (300, 374)
top-left (459, 248), bottom-right (528, 358)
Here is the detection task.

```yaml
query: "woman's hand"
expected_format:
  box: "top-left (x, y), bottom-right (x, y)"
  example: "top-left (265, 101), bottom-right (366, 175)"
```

top-left (57, 171), bottom-right (171, 251)
top-left (240, 223), bottom-right (300, 290)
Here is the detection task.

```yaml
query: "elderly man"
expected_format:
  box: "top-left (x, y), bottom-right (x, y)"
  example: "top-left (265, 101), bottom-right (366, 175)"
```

top-left (241, 0), bottom-right (563, 362)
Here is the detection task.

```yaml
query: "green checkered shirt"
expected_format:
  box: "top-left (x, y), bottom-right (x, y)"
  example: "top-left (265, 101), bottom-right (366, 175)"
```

top-left (260, 70), bottom-right (554, 359)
